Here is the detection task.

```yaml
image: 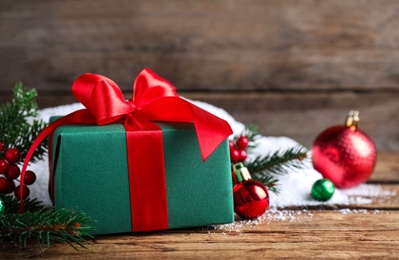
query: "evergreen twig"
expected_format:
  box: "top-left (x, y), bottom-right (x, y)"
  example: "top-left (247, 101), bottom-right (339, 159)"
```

top-left (246, 145), bottom-right (309, 193)
top-left (255, 175), bottom-right (280, 194)
top-left (247, 146), bottom-right (309, 175)
top-left (0, 82), bottom-right (48, 162)
top-left (1, 194), bottom-right (44, 214)
top-left (233, 125), bottom-right (310, 193)
top-left (0, 84), bottom-right (95, 251)
top-left (0, 208), bottom-right (95, 251)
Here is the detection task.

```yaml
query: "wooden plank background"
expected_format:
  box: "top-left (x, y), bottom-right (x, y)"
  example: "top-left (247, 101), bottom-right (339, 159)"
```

top-left (0, 0), bottom-right (398, 151)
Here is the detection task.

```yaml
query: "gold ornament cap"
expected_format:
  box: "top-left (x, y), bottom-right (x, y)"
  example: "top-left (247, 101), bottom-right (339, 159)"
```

top-left (345, 110), bottom-right (360, 130)
top-left (232, 163), bottom-right (252, 185)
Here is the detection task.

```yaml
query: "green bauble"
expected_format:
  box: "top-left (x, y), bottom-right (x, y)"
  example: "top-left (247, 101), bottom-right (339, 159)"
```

top-left (311, 178), bottom-right (335, 201)
top-left (0, 197), bottom-right (4, 218)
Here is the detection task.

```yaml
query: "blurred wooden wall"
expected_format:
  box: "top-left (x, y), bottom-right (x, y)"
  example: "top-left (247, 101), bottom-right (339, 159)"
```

top-left (1, 1), bottom-right (398, 151)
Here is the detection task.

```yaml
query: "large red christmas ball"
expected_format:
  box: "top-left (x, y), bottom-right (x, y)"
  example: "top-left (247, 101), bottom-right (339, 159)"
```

top-left (312, 111), bottom-right (377, 188)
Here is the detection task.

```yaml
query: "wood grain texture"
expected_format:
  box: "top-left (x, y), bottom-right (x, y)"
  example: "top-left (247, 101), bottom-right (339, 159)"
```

top-left (3, 211), bottom-right (399, 258)
top-left (1, 0), bottom-right (399, 91)
top-left (1, 153), bottom-right (399, 259)
top-left (371, 153), bottom-right (399, 182)
top-left (1, 1), bottom-right (399, 151)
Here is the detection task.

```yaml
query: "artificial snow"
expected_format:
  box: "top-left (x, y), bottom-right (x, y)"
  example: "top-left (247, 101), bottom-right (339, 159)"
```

top-left (28, 100), bottom-right (396, 210)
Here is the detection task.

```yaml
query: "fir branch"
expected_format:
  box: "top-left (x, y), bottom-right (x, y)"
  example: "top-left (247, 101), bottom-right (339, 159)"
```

top-left (0, 82), bottom-right (48, 162)
top-left (0, 208), bottom-right (95, 251)
top-left (0, 194), bottom-right (44, 214)
top-left (255, 175), bottom-right (280, 194)
top-left (246, 145), bottom-right (309, 193)
top-left (247, 145), bottom-right (309, 175)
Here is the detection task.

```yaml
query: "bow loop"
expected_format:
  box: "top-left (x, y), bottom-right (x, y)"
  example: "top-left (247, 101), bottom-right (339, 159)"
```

top-left (132, 68), bottom-right (179, 109)
top-left (72, 73), bottom-right (135, 125)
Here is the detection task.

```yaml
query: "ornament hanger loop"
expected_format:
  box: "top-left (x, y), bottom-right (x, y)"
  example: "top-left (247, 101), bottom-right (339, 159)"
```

top-left (345, 110), bottom-right (360, 129)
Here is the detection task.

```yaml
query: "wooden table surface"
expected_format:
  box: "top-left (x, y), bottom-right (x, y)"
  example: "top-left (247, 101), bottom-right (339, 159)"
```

top-left (2, 153), bottom-right (399, 259)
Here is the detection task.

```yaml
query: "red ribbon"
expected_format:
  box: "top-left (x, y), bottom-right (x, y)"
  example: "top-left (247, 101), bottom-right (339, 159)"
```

top-left (19, 68), bottom-right (233, 231)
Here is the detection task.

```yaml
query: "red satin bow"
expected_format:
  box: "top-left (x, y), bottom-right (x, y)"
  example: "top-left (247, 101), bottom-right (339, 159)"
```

top-left (19, 68), bottom-right (232, 231)
top-left (68, 68), bottom-right (231, 159)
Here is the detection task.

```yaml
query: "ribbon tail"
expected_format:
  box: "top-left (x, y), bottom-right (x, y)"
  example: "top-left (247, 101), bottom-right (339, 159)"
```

top-left (189, 104), bottom-right (233, 161)
top-left (136, 97), bottom-right (233, 161)
top-left (19, 109), bottom-right (95, 212)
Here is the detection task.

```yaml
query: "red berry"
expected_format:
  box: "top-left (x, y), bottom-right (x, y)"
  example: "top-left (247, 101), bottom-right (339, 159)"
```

top-left (24, 170), bottom-right (37, 185)
top-left (5, 164), bottom-right (20, 180)
top-left (5, 179), bottom-right (15, 194)
top-left (0, 141), bottom-right (3, 151)
top-left (236, 136), bottom-right (249, 150)
top-left (15, 185), bottom-right (30, 199)
top-left (0, 159), bottom-right (9, 174)
top-left (230, 149), bottom-right (241, 163)
top-left (0, 177), bottom-right (8, 193)
top-left (5, 148), bottom-right (21, 164)
top-left (229, 140), bottom-right (235, 150)
top-left (0, 176), bottom-right (15, 194)
top-left (239, 149), bottom-right (248, 162)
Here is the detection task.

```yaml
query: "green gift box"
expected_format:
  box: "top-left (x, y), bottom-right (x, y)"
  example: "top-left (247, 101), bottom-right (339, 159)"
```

top-left (51, 121), bottom-right (234, 235)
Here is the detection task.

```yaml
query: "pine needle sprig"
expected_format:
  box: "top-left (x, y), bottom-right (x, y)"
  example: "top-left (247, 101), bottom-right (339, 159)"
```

top-left (247, 145), bottom-right (309, 175)
top-left (0, 208), bottom-right (95, 251)
top-left (0, 82), bottom-right (48, 162)
top-left (255, 175), bottom-right (280, 194)
top-left (246, 145), bottom-right (309, 193)
top-left (0, 194), bottom-right (44, 214)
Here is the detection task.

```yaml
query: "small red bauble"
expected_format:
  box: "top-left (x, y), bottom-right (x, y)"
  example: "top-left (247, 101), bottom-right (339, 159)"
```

top-left (232, 163), bottom-right (269, 219)
top-left (4, 164), bottom-right (20, 180)
top-left (5, 148), bottom-right (21, 164)
top-left (24, 170), bottom-right (37, 185)
top-left (312, 111), bottom-right (377, 188)
top-left (0, 159), bottom-right (9, 174)
top-left (15, 185), bottom-right (30, 199)
top-left (0, 141), bottom-right (3, 151)
top-left (234, 180), bottom-right (269, 219)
